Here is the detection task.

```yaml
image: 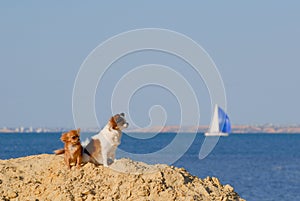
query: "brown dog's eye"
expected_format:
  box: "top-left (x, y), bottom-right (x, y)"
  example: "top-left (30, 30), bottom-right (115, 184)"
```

top-left (72, 136), bottom-right (78, 139)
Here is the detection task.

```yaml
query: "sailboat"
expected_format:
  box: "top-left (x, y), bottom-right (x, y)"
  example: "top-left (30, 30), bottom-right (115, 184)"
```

top-left (205, 104), bottom-right (231, 136)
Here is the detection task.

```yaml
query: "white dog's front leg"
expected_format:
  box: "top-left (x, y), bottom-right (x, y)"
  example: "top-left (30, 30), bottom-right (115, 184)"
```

top-left (102, 150), bottom-right (108, 167)
top-left (108, 148), bottom-right (115, 161)
top-left (111, 152), bottom-right (116, 162)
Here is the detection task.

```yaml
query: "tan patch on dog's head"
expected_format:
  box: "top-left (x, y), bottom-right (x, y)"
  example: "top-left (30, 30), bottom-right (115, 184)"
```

top-left (109, 115), bottom-right (119, 130)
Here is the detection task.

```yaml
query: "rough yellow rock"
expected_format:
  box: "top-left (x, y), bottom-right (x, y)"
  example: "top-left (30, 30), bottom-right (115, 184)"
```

top-left (0, 154), bottom-right (245, 201)
top-left (6, 189), bottom-right (18, 199)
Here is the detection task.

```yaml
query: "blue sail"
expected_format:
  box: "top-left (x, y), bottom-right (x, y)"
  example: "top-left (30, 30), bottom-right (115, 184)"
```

top-left (218, 106), bottom-right (231, 133)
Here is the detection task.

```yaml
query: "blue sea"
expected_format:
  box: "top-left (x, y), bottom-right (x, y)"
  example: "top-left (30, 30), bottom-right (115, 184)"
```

top-left (0, 133), bottom-right (299, 201)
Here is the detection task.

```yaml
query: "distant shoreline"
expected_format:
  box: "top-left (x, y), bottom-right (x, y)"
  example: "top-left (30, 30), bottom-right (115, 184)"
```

top-left (1, 125), bottom-right (300, 134)
top-left (1, 131), bottom-right (300, 135)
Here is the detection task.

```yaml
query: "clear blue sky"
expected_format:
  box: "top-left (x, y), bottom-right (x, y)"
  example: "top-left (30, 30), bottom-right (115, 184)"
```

top-left (1, 1), bottom-right (300, 128)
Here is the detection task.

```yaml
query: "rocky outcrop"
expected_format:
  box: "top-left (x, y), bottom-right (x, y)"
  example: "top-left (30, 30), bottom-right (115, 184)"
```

top-left (0, 154), bottom-right (245, 201)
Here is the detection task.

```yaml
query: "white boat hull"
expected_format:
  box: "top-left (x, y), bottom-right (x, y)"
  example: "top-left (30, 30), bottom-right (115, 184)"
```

top-left (204, 132), bottom-right (229, 137)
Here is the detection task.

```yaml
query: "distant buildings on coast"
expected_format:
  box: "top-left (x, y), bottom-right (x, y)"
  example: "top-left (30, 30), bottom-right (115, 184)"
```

top-left (0, 126), bottom-right (65, 133)
top-left (1, 124), bottom-right (300, 134)
top-left (0, 126), bottom-right (101, 133)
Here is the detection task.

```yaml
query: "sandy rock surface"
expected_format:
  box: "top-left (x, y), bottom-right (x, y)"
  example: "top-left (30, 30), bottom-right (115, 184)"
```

top-left (0, 154), bottom-right (245, 201)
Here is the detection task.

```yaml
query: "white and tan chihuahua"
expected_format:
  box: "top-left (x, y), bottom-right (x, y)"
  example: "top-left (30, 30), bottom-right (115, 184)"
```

top-left (82, 113), bottom-right (128, 167)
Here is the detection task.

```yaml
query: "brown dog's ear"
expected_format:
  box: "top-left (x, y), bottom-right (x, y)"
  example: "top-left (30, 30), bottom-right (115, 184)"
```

top-left (60, 132), bottom-right (69, 142)
top-left (109, 116), bottom-right (118, 130)
top-left (77, 128), bottom-right (80, 135)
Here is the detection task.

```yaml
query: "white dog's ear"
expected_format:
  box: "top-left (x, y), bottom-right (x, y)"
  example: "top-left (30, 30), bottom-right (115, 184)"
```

top-left (109, 116), bottom-right (118, 130)
top-left (120, 113), bottom-right (125, 117)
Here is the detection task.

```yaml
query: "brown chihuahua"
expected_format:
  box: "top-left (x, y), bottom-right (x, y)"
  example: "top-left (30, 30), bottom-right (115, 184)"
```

top-left (54, 128), bottom-right (82, 169)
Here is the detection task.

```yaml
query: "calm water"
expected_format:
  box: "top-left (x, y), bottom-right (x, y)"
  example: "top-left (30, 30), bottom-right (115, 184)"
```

top-left (0, 133), bottom-right (299, 201)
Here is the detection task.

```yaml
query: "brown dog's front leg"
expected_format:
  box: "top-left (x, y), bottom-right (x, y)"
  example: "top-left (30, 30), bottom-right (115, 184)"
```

top-left (76, 156), bottom-right (82, 169)
top-left (65, 155), bottom-right (71, 169)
